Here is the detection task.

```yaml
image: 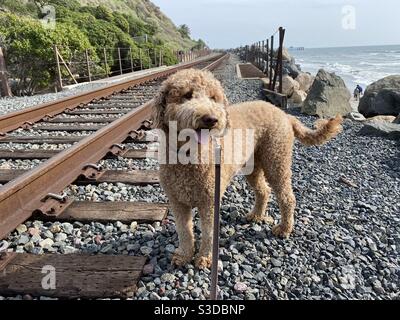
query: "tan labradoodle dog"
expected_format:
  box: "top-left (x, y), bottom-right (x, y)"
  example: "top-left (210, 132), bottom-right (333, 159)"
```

top-left (151, 68), bottom-right (342, 269)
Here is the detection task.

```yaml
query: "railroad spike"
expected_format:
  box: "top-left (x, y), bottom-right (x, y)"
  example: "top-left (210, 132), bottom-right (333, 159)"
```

top-left (35, 193), bottom-right (74, 218)
top-left (128, 130), bottom-right (146, 141)
top-left (109, 144), bottom-right (127, 157)
top-left (81, 163), bottom-right (105, 180)
top-left (20, 121), bottom-right (33, 130)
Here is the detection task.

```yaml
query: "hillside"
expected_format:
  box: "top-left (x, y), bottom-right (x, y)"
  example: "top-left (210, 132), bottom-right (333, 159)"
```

top-left (0, 0), bottom-right (205, 95)
top-left (0, 0), bottom-right (199, 51)
top-left (79, 0), bottom-right (196, 50)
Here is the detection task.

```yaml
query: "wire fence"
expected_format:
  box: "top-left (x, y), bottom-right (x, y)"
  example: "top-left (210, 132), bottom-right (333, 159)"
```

top-left (0, 45), bottom-right (211, 97)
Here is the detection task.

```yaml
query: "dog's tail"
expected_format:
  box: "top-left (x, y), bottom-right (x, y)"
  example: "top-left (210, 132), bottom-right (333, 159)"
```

top-left (289, 115), bottom-right (343, 146)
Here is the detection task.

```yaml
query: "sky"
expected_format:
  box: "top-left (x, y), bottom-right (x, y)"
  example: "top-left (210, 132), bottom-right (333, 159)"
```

top-left (152, 0), bottom-right (400, 49)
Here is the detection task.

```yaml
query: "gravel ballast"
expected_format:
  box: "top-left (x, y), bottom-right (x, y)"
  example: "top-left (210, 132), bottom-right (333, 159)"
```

top-left (2, 55), bottom-right (399, 300)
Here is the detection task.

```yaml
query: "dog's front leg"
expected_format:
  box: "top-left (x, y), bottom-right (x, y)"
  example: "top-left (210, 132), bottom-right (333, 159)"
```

top-left (196, 206), bottom-right (213, 269)
top-left (170, 201), bottom-right (195, 267)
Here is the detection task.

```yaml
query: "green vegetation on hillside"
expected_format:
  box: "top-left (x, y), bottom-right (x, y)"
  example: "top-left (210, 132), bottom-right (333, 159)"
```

top-left (0, 0), bottom-right (208, 95)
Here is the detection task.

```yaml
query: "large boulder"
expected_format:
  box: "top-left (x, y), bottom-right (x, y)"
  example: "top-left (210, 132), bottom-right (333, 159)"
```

top-left (283, 61), bottom-right (301, 79)
top-left (296, 73), bottom-right (314, 92)
top-left (282, 75), bottom-right (299, 97)
top-left (358, 75), bottom-right (400, 117)
top-left (302, 69), bottom-right (352, 118)
top-left (359, 122), bottom-right (400, 139)
top-left (395, 115), bottom-right (400, 124)
top-left (291, 90), bottom-right (307, 104)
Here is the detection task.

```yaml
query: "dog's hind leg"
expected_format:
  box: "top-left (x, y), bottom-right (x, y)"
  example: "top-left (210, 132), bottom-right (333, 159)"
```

top-left (170, 200), bottom-right (195, 267)
top-left (264, 163), bottom-right (296, 239)
top-left (195, 206), bottom-right (213, 269)
top-left (245, 167), bottom-right (274, 224)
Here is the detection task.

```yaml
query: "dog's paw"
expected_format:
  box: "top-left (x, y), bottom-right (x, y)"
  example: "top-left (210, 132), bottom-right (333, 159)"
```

top-left (171, 252), bottom-right (193, 267)
top-left (246, 212), bottom-right (274, 225)
top-left (195, 255), bottom-right (212, 269)
top-left (272, 224), bottom-right (292, 239)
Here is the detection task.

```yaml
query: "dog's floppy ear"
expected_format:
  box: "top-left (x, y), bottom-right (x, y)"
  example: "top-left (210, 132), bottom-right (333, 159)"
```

top-left (151, 84), bottom-right (168, 129)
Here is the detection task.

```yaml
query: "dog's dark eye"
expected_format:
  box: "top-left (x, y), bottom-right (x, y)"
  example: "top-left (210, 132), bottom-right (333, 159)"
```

top-left (184, 91), bottom-right (193, 100)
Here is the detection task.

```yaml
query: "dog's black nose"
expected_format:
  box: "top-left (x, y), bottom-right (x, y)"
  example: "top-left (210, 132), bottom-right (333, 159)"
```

top-left (201, 115), bottom-right (218, 128)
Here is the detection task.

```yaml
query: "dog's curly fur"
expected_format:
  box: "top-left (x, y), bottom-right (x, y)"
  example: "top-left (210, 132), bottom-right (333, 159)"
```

top-left (152, 68), bottom-right (343, 269)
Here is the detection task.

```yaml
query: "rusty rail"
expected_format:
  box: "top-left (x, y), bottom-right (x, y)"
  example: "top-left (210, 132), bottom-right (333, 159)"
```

top-left (0, 53), bottom-right (229, 240)
top-left (0, 54), bottom-right (223, 135)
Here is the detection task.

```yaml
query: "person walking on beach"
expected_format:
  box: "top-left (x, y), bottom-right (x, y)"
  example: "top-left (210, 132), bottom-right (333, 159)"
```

top-left (354, 84), bottom-right (363, 101)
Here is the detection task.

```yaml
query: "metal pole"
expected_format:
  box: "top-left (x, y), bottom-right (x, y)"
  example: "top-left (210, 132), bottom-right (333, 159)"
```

top-left (103, 48), bottom-right (109, 77)
top-left (118, 47), bottom-right (123, 75)
top-left (269, 35), bottom-right (274, 90)
top-left (210, 143), bottom-right (221, 300)
top-left (262, 40), bottom-right (265, 72)
top-left (53, 45), bottom-right (62, 92)
top-left (159, 49), bottom-right (162, 67)
top-left (85, 49), bottom-right (92, 82)
top-left (266, 39), bottom-right (269, 77)
top-left (278, 27), bottom-right (285, 94)
top-left (129, 47), bottom-right (134, 72)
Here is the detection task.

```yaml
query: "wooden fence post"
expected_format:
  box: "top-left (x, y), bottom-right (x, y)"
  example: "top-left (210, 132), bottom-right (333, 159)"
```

top-left (129, 47), bottom-right (134, 72)
top-left (85, 49), bottom-right (92, 82)
top-left (118, 48), bottom-right (123, 75)
top-left (53, 45), bottom-right (62, 92)
top-left (103, 48), bottom-right (109, 77)
top-left (139, 48), bottom-right (143, 70)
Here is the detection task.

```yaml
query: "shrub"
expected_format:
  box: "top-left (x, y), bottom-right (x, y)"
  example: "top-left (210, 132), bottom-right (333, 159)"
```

top-left (0, 13), bottom-right (92, 95)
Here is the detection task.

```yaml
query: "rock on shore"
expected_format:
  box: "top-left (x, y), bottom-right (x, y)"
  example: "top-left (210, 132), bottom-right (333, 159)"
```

top-left (302, 69), bottom-right (352, 118)
top-left (358, 75), bottom-right (400, 117)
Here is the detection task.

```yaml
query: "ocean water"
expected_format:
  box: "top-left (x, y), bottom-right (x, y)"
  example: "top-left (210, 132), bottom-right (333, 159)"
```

top-left (291, 45), bottom-right (400, 91)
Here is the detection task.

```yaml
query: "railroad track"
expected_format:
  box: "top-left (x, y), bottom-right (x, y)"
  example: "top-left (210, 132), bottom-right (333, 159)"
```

top-left (0, 53), bottom-right (229, 299)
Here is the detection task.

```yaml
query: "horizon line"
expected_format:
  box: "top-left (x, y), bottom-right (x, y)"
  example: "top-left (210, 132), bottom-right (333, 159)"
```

top-left (216, 43), bottom-right (400, 50)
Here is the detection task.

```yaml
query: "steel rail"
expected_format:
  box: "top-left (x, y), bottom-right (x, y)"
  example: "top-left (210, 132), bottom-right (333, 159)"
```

top-left (0, 53), bottom-right (229, 240)
top-left (0, 54), bottom-right (223, 135)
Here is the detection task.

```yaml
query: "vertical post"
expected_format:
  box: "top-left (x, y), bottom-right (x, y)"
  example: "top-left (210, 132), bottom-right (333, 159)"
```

top-left (129, 47), bottom-right (134, 72)
top-left (159, 49), bottom-right (162, 67)
top-left (118, 47), bottom-right (123, 75)
top-left (85, 49), bottom-right (92, 82)
top-left (52, 45), bottom-right (62, 92)
top-left (266, 39), bottom-right (269, 77)
top-left (269, 35), bottom-right (274, 90)
top-left (139, 48), bottom-right (143, 70)
top-left (210, 143), bottom-right (222, 301)
top-left (154, 49), bottom-right (157, 67)
top-left (148, 49), bottom-right (152, 68)
top-left (278, 27), bottom-right (285, 94)
top-left (261, 40), bottom-right (265, 72)
top-left (103, 48), bottom-right (109, 77)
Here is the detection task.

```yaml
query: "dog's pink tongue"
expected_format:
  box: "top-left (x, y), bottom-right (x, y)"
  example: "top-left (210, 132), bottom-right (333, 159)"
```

top-left (195, 130), bottom-right (208, 145)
